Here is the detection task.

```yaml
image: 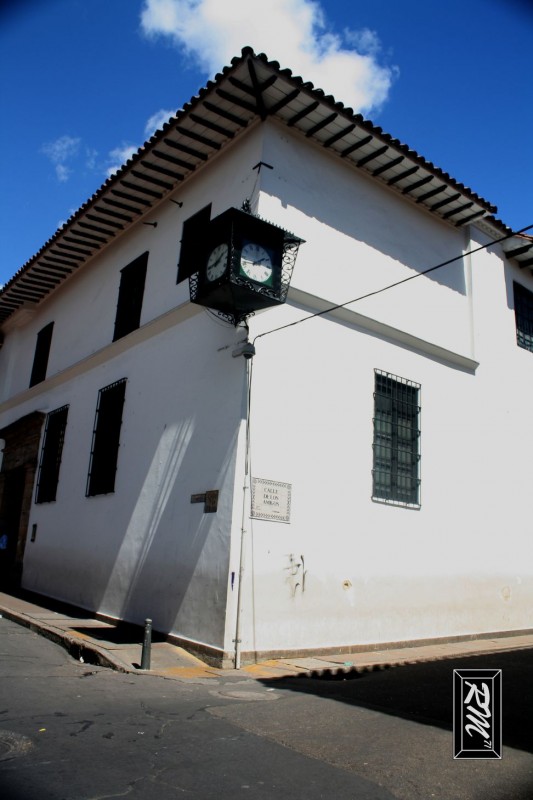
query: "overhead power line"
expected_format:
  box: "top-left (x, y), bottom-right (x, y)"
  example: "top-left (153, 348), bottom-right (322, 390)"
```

top-left (253, 223), bottom-right (533, 346)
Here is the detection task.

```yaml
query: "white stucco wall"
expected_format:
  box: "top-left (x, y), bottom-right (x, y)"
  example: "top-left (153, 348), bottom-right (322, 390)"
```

top-left (0, 125), bottom-right (267, 656)
top-left (257, 122), bottom-right (473, 360)
top-left (224, 149), bottom-right (533, 655)
top-left (221, 123), bottom-right (533, 657)
top-left (234, 295), bottom-right (533, 653)
top-left (20, 309), bottom-right (248, 650)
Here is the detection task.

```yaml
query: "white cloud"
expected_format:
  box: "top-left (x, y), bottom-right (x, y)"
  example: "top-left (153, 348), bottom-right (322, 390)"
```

top-left (140, 0), bottom-right (397, 114)
top-left (103, 109), bottom-right (173, 180)
top-left (41, 135), bottom-right (81, 182)
top-left (85, 147), bottom-right (99, 170)
top-left (144, 108), bottom-right (174, 138)
top-left (41, 135), bottom-right (81, 164)
top-left (106, 144), bottom-right (139, 177)
top-left (343, 27), bottom-right (382, 57)
top-left (104, 109), bottom-right (174, 178)
top-left (55, 163), bottom-right (70, 183)
top-left (57, 207), bottom-right (80, 228)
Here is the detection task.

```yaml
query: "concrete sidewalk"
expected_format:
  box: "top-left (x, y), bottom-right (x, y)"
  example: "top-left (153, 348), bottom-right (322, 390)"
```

top-left (1, 590), bottom-right (532, 682)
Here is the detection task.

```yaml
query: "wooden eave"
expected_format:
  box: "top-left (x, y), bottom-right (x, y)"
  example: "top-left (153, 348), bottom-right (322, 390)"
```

top-left (0, 47), bottom-right (524, 325)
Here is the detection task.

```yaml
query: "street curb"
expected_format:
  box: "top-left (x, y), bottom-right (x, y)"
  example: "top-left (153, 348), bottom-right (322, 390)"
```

top-left (0, 605), bottom-right (133, 674)
top-left (3, 602), bottom-right (532, 682)
top-left (290, 642), bottom-right (533, 682)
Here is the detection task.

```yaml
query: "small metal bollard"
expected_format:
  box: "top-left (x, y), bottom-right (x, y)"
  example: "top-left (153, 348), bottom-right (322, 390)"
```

top-left (140, 618), bottom-right (152, 670)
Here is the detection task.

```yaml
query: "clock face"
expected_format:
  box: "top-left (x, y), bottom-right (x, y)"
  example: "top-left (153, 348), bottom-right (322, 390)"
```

top-left (206, 243), bottom-right (228, 281)
top-left (240, 242), bottom-right (273, 284)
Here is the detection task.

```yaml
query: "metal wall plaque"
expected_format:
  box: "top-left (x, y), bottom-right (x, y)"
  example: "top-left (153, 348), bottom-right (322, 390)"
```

top-left (190, 490), bottom-right (219, 513)
top-left (204, 490), bottom-right (219, 513)
top-left (251, 477), bottom-right (291, 523)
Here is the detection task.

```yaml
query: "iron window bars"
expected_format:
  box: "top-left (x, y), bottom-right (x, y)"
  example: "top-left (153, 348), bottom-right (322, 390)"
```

top-left (35, 405), bottom-right (69, 503)
top-left (86, 378), bottom-right (127, 496)
top-left (513, 281), bottom-right (533, 353)
top-left (372, 370), bottom-right (421, 507)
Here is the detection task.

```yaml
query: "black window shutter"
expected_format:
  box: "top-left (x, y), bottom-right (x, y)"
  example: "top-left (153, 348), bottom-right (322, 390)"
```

top-left (177, 204), bottom-right (211, 284)
top-left (36, 405), bottom-right (69, 503)
top-left (86, 379), bottom-right (127, 496)
top-left (113, 252), bottom-right (148, 341)
top-left (29, 322), bottom-right (54, 387)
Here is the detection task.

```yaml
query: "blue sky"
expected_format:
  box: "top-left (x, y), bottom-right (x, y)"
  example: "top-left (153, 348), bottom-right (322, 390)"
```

top-left (1, 0), bottom-right (532, 287)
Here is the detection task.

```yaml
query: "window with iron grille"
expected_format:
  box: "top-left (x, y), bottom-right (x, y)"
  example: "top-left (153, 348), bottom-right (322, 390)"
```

top-left (113, 252), bottom-right (148, 341)
top-left (86, 379), bottom-right (126, 496)
top-left (35, 405), bottom-right (69, 503)
top-left (29, 321), bottom-right (54, 387)
top-left (513, 281), bottom-right (533, 352)
top-left (372, 371), bottom-right (421, 506)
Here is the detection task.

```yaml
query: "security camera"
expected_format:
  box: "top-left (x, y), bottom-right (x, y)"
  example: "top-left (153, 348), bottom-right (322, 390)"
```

top-left (232, 341), bottom-right (256, 359)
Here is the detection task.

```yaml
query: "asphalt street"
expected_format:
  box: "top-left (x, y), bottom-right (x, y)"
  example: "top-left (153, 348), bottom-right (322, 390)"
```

top-left (1, 616), bottom-right (532, 800)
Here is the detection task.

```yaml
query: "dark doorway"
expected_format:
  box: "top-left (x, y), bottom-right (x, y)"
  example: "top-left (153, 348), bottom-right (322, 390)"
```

top-left (0, 411), bottom-right (45, 591)
top-left (0, 467), bottom-right (26, 589)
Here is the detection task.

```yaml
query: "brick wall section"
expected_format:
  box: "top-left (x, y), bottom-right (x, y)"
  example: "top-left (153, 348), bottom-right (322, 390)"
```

top-left (0, 412), bottom-right (45, 472)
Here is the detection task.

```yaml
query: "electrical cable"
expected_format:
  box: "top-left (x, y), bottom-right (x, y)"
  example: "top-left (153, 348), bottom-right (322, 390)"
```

top-left (252, 223), bottom-right (533, 346)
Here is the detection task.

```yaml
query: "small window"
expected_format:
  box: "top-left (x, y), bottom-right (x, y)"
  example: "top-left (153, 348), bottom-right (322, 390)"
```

top-left (372, 371), bottom-right (421, 506)
top-left (35, 405), bottom-right (69, 503)
top-left (513, 281), bottom-right (533, 352)
top-left (86, 379), bottom-right (127, 496)
top-left (177, 204), bottom-right (211, 284)
top-left (29, 322), bottom-right (54, 387)
top-left (113, 252), bottom-right (148, 341)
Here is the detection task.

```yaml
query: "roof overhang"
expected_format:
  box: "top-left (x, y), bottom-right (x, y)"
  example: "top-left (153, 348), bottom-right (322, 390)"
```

top-left (1, 47), bottom-right (526, 325)
top-left (500, 234), bottom-right (533, 269)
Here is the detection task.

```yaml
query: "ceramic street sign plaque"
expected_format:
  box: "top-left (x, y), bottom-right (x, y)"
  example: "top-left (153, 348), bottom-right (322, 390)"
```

top-left (251, 477), bottom-right (292, 523)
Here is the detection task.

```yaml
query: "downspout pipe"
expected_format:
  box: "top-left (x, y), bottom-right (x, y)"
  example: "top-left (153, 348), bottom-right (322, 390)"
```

top-left (233, 479), bottom-right (248, 670)
top-left (232, 344), bottom-right (254, 669)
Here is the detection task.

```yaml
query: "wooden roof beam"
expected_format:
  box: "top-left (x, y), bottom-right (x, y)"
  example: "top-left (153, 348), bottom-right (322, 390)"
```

top-left (306, 113), bottom-right (338, 138)
top-left (357, 145), bottom-right (389, 168)
top-left (505, 243), bottom-right (533, 259)
top-left (189, 113), bottom-right (236, 138)
top-left (341, 136), bottom-right (373, 158)
top-left (287, 101), bottom-right (320, 127)
top-left (174, 125), bottom-right (221, 151)
top-left (163, 138), bottom-right (208, 162)
top-left (373, 156), bottom-right (404, 177)
top-left (111, 189), bottom-right (152, 207)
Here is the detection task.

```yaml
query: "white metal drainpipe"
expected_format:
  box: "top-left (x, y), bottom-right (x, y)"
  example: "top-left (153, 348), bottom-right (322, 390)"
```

top-left (233, 482), bottom-right (248, 670)
top-left (233, 351), bottom-right (254, 669)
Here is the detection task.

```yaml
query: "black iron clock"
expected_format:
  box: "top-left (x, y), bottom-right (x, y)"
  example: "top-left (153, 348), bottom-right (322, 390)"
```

top-left (189, 207), bottom-right (303, 325)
